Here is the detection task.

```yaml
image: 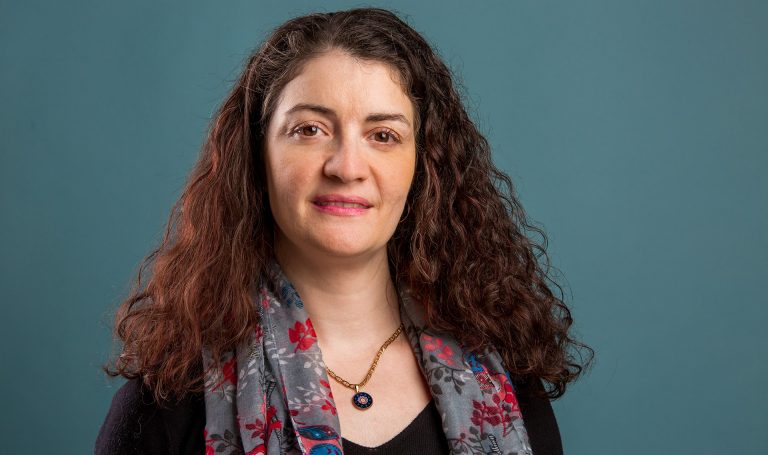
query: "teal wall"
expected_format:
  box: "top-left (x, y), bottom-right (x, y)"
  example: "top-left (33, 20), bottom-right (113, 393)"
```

top-left (1, 1), bottom-right (766, 453)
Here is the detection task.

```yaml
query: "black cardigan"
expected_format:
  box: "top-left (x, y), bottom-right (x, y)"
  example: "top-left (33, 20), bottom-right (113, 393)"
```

top-left (95, 377), bottom-right (563, 455)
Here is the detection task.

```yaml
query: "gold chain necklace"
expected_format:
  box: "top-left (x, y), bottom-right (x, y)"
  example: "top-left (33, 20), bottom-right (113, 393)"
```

top-left (325, 322), bottom-right (404, 410)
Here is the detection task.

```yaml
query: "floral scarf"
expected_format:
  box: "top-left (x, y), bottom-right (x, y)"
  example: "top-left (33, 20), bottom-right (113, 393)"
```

top-left (202, 263), bottom-right (532, 454)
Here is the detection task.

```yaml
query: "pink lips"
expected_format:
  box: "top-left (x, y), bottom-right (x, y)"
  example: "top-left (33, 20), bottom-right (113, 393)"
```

top-left (312, 194), bottom-right (372, 216)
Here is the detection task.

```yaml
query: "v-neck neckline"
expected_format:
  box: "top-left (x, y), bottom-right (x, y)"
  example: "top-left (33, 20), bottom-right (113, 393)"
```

top-left (341, 399), bottom-right (438, 450)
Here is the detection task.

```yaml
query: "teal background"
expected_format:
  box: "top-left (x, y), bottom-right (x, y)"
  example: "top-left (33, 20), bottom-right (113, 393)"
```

top-left (1, 0), bottom-right (766, 453)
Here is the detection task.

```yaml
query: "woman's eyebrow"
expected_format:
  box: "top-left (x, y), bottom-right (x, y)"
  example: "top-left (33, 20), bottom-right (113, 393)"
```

top-left (285, 103), bottom-right (335, 118)
top-left (365, 112), bottom-right (411, 128)
top-left (285, 103), bottom-right (411, 128)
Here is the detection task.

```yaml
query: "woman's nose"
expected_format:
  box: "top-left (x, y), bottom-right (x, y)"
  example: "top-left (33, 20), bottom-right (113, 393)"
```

top-left (323, 135), bottom-right (370, 183)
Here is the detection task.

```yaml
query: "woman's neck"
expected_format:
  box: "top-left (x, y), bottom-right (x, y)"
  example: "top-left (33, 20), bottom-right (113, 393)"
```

top-left (274, 241), bottom-right (402, 357)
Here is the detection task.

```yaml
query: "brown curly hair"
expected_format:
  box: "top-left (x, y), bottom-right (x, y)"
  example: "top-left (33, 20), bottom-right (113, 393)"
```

top-left (105, 7), bottom-right (592, 402)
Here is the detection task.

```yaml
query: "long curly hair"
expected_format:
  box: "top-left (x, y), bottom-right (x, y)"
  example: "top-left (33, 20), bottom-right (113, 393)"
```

top-left (105, 7), bottom-right (592, 402)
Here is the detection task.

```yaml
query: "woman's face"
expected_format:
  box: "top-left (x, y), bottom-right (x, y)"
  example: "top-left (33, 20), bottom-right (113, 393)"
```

top-left (264, 49), bottom-right (417, 262)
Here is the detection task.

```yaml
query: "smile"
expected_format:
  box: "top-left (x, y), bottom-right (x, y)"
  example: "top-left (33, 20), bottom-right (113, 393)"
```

top-left (315, 202), bottom-right (369, 208)
top-left (311, 194), bottom-right (372, 216)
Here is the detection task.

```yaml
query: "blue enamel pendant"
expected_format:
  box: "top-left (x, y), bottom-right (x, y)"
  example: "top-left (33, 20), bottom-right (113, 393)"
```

top-left (352, 390), bottom-right (373, 410)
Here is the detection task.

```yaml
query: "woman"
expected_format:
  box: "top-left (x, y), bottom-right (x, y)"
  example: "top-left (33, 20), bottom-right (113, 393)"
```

top-left (97, 7), bottom-right (591, 455)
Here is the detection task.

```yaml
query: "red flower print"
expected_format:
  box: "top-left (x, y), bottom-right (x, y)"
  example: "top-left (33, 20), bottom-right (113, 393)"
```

top-left (288, 319), bottom-right (317, 352)
top-left (316, 377), bottom-right (337, 415)
top-left (471, 399), bottom-right (511, 428)
top-left (245, 417), bottom-right (266, 440)
top-left (471, 373), bottom-right (522, 437)
top-left (321, 399), bottom-right (337, 415)
top-left (212, 357), bottom-right (237, 391)
top-left (491, 373), bottom-right (520, 411)
top-left (260, 290), bottom-right (270, 310)
top-left (423, 335), bottom-right (454, 365)
top-left (246, 445), bottom-right (266, 455)
top-left (245, 406), bottom-right (283, 442)
top-left (204, 429), bottom-right (215, 455)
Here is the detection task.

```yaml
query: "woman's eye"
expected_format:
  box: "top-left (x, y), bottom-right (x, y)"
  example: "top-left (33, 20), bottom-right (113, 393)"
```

top-left (291, 124), bottom-right (321, 137)
top-left (295, 124), bottom-right (320, 137)
top-left (372, 129), bottom-right (401, 144)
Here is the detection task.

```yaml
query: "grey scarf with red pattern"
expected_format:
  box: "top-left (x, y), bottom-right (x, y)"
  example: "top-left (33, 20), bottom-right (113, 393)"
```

top-left (202, 263), bottom-right (532, 454)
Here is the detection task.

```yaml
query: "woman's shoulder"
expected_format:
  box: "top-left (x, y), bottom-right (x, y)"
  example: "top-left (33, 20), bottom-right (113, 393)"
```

top-left (95, 377), bottom-right (206, 455)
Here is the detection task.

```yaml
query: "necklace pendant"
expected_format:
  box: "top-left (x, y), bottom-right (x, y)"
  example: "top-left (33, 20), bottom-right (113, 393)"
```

top-left (352, 391), bottom-right (373, 410)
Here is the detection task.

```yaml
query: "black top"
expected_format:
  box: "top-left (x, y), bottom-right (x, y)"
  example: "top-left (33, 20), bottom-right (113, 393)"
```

top-left (95, 377), bottom-right (563, 455)
top-left (341, 400), bottom-right (448, 454)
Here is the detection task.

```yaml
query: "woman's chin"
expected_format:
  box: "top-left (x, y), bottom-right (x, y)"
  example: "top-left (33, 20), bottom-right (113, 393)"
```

top-left (313, 241), bottom-right (380, 259)
top-left (275, 224), bottom-right (393, 262)
top-left (303, 233), bottom-right (385, 260)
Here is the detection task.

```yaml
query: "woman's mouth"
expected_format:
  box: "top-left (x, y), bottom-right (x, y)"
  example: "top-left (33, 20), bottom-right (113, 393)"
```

top-left (312, 195), bottom-right (372, 216)
top-left (315, 201), bottom-right (369, 208)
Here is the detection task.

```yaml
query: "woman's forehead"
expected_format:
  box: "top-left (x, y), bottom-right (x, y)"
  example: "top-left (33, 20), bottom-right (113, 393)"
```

top-left (273, 51), bottom-right (414, 122)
